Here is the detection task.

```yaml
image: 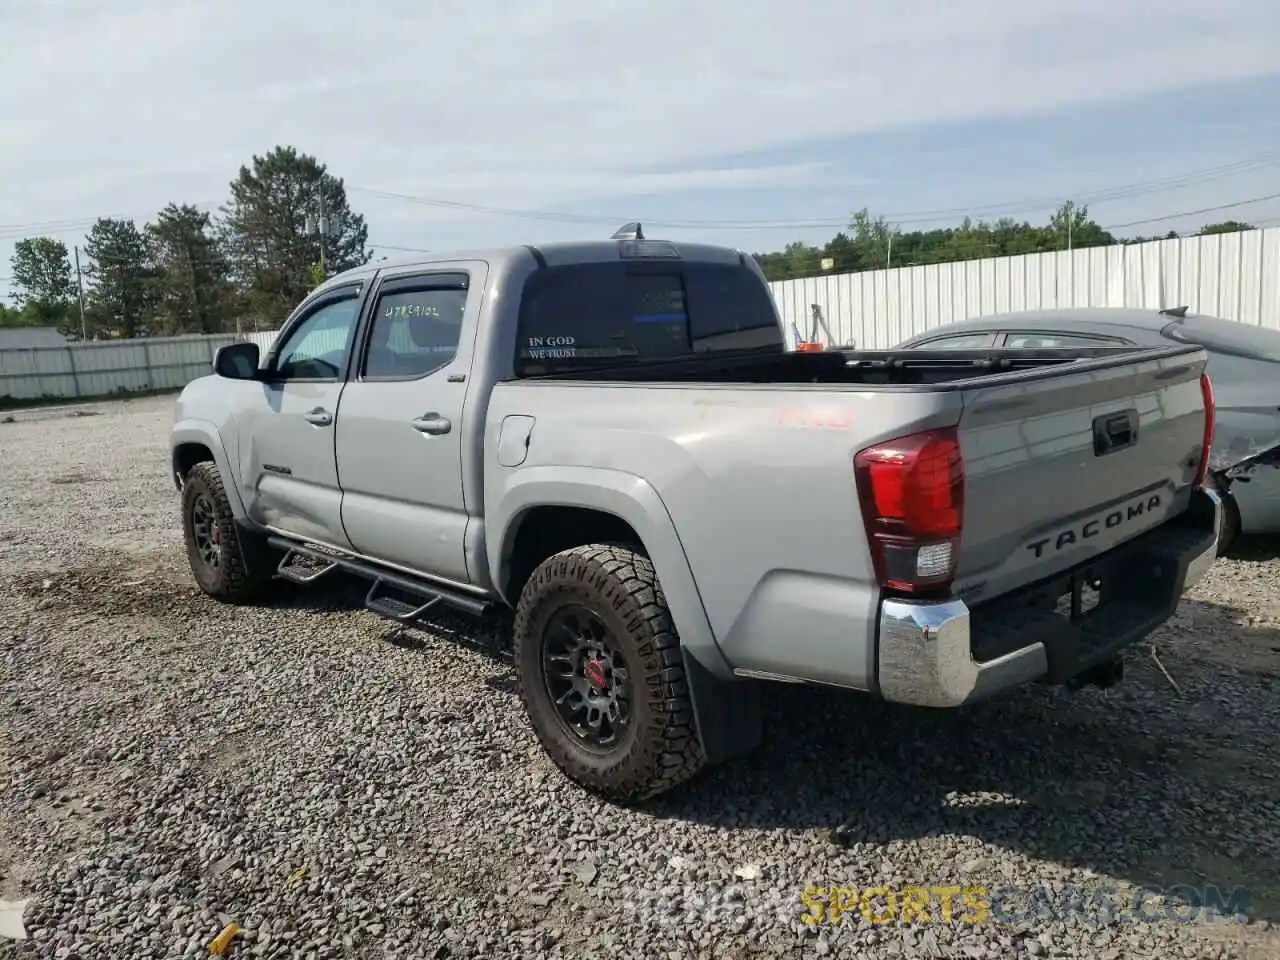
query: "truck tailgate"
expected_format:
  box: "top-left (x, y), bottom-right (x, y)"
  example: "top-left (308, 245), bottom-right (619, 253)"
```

top-left (951, 349), bottom-right (1209, 603)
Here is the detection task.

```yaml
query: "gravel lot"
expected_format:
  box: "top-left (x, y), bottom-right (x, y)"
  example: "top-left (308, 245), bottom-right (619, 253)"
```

top-left (1, 393), bottom-right (1278, 960)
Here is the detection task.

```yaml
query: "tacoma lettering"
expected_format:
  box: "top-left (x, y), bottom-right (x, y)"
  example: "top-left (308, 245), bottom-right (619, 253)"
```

top-left (1025, 494), bottom-right (1162, 559)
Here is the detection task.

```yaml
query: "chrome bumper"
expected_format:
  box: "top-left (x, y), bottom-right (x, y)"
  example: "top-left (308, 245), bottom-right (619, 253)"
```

top-left (876, 487), bottom-right (1222, 708)
top-left (877, 598), bottom-right (1048, 708)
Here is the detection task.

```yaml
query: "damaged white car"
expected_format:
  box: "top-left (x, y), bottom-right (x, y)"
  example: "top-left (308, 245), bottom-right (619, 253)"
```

top-left (895, 306), bottom-right (1280, 552)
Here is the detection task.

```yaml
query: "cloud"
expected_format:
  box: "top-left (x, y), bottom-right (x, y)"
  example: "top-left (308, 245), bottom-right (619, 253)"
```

top-left (1, 0), bottom-right (1277, 249)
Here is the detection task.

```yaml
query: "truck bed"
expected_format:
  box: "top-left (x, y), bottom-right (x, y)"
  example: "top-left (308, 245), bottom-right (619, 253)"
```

top-left (509, 344), bottom-right (1196, 387)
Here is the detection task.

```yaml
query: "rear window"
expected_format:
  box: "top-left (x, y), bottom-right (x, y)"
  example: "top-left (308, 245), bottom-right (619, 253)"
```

top-left (514, 261), bottom-right (782, 376)
top-left (1160, 315), bottom-right (1280, 362)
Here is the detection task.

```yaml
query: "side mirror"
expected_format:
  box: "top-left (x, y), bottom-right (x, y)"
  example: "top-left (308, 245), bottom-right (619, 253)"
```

top-left (214, 342), bottom-right (261, 380)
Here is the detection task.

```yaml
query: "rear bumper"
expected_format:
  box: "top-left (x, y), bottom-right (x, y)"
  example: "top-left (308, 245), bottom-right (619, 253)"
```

top-left (876, 486), bottom-right (1222, 708)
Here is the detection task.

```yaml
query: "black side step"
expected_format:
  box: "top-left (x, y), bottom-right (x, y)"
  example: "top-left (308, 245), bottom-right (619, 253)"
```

top-left (365, 579), bottom-right (443, 622)
top-left (276, 548), bottom-right (337, 584)
top-left (266, 536), bottom-right (492, 620)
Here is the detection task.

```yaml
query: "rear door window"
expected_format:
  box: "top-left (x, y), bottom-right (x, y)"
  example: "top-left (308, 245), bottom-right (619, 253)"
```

top-left (362, 275), bottom-right (468, 380)
top-left (515, 261), bottom-right (782, 375)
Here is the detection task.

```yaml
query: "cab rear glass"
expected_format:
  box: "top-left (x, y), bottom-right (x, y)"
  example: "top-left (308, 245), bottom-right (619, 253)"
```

top-left (513, 261), bottom-right (782, 376)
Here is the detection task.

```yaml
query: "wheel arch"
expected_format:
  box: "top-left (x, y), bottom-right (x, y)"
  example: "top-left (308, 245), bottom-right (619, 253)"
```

top-left (489, 466), bottom-right (728, 677)
top-left (490, 468), bottom-right (763, 767)
top-left (171, 423), bottom-right (248, 522)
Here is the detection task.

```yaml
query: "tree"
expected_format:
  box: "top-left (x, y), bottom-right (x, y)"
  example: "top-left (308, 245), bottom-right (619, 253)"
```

top-left (1198, 221), bottom-right (1254, 236)
top-left (9, 237), bottom-right (77, 332)
top-left (1048, 201), bottom-right (1115, 250)
top-left (0, 303), bottom-right (40, 328)
top-left (1124, 230), bottom-right (1181, 245)
top-left (849, 208), bottom-right (898, 268)
top-left (146, 203), bottom-right (234, 335)
top-left (83, 217), bottom-right (156, 338)
top-left (220, 146), bottom-right (370, 327)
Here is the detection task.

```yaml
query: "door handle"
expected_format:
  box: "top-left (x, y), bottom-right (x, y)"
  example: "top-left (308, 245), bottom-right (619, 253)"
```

top-left (304, 408), bottom-right (333, 427)
top-left (410, 413), bottom-right (451, 435)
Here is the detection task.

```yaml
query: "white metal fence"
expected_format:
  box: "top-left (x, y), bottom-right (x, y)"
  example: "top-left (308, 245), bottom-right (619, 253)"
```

top-left (0, 333), bottom-right (259, 404)
top-left (3, 228), bottom-right (1278, 404)
top-left (771, 226), bottom-right (1280, 349)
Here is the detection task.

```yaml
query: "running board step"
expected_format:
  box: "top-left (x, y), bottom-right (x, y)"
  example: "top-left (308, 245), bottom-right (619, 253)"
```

top-left (265, 536), bottom-right (492, 619)
top-left (365, 579), bottom-right (442, 622)
top-left (276, 549), bottom-right (337, 584)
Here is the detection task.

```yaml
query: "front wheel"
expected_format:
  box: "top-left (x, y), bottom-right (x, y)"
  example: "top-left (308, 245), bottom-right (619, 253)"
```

top-left (513, 544), bottom-right (706, 802)
top-left (181, 461), bottom-right (274, 603)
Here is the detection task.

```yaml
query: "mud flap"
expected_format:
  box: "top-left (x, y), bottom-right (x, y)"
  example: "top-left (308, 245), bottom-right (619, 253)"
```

top-left (681, 649), bottom-right (762, 765)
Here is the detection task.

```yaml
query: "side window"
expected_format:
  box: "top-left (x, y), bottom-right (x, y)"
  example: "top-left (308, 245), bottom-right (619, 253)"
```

top-left (911, 333), bottom-right (994, 349)
top-left (1003, 331), bottom-right (1124, 348)
top-left (273, 294), bottom-right (362, 380)
top-left (363, 278), bottom-right (468, 380)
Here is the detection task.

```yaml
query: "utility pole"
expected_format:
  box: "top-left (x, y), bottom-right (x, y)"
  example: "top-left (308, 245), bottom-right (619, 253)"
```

top-left (305, 186), bottom-right (329, 280)
top-left (73, 245), bottom-right (88, 341)
top-left (184, 242), bottom-right (200, 333)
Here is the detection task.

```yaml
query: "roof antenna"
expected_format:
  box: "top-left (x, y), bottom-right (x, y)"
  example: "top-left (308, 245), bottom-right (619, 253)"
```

top-left (611, 222), bottom-right (644, 240)
top-left (1159, 305), bottom-right (1190, 318)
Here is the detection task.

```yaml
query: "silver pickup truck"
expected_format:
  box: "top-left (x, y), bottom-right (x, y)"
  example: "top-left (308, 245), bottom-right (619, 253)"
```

top-left (170, 226), bottom-right (1222, 802)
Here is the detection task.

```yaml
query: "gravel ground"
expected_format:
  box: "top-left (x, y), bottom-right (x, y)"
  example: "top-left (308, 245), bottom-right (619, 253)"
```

top-left (1, 393), bottom-right (1278, 960)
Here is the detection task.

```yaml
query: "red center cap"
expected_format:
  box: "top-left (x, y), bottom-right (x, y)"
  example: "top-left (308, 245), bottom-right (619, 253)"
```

top-left (584, 657), bottom-right (607, 690)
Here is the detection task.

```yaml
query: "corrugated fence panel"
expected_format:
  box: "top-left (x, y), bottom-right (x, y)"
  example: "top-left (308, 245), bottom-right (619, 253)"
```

top-left (147, 336), bottom-right (235, 390)
top-left (0, 347), bottom-right (76, 400)
top-left (246, 330), bottom-right (280, 352)
top-left (1237, 229), bottom-right (1266, 326)
top-left (71, 342), bottom-right (151, 396)
top-left (1260, 229), bottom-right (1280, 327)
top-left (767, 226), bottom-right (1280, 347)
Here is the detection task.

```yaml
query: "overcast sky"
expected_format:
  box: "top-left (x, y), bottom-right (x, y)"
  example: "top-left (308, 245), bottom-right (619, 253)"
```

top-left (3, 0), bottom-right (1280, 298)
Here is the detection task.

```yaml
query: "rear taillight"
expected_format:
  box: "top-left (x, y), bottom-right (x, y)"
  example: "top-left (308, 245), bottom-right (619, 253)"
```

top-left (1193, 372), bottom-right (1214, 488)
top-left (854, 427), bottom-right (964, 594)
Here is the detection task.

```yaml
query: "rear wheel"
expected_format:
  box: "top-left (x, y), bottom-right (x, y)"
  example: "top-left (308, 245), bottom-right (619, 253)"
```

top-left (181, 461), bottom-right (274, 603)
top-left (513, 544), bottom-right (705, 802)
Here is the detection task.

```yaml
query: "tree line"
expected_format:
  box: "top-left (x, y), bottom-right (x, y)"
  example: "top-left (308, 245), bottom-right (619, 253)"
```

top-left (3, 153), bottom-right (1263, 338)
top-left (2, 146), bottom-right (370, 338)
top-left (752, 201), bottom-right (1257, 282)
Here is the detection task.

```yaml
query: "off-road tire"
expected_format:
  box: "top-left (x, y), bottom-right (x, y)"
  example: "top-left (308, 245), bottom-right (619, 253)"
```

top-left (513, 543), bottom-right (706, 802)
top-left (181, 460), bottom-right (274, 603)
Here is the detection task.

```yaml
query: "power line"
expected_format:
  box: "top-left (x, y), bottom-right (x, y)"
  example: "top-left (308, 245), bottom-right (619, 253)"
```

top-left (0, 216), bottom-right (100, 237)
top-left (1102, 192), bottom-right (1280, 230)
top-left (0, 201), bottom-right (222, 239)
top-left (347, 151), bottom-right (1280, 230)
top-left (0, 152), bottom-right (1275, 246)
top-left (2, 154), bottom-right (1269, 272)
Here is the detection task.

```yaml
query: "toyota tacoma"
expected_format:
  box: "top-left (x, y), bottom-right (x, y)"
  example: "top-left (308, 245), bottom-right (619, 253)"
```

top-left (170, 225), bottom-right (1222, 802)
